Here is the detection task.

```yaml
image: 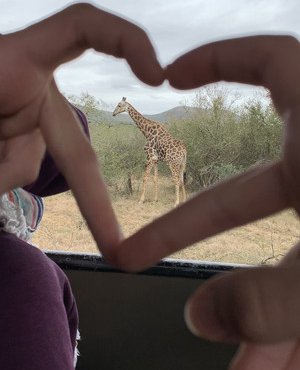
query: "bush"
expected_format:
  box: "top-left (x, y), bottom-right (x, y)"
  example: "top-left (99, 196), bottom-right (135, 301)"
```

top-left (169, 87), bottom-right (282, 190)
top-left (90, 124), bottom-right (146, 196)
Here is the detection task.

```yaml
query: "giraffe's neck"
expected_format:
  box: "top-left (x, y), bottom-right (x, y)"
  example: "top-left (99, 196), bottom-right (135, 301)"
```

top-left (127, 104), bottom-right (153, 138)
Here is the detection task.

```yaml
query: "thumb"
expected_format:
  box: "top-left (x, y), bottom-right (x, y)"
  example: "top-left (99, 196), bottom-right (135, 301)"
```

top-left (184, 259), bottom-right (300, 343)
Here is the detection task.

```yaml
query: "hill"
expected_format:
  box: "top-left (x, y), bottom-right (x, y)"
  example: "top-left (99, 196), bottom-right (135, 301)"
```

top-left (85, 105), bottom-right (196, 125)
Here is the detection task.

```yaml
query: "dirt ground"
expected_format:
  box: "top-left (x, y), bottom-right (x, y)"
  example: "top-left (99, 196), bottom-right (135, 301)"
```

top-left (32, 185), bottom-right (300, 266)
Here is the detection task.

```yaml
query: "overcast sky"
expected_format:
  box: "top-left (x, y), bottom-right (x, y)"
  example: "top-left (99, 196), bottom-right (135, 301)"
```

top-left (1, 0), bottom-right (300, 113)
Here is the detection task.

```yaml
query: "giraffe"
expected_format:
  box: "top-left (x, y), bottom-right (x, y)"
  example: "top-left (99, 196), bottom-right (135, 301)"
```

top-left (112, 97), bottom-right (187, 206)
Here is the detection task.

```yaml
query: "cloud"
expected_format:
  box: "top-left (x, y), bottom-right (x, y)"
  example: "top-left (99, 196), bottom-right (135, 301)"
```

top-left (1, 0), bottom-right (300, 112)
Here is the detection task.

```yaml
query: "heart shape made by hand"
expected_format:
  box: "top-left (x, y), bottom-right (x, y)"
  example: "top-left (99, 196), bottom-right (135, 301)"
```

top-left (1, 4), bottom-right (300, 274)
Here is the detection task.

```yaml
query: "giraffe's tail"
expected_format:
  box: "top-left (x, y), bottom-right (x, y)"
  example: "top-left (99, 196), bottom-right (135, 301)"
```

top-left (181, 156), bottom-right (187, 184)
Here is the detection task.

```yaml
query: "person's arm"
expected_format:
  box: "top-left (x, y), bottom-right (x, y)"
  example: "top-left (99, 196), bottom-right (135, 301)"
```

top-left (0, 232), bottom-right (79, 370)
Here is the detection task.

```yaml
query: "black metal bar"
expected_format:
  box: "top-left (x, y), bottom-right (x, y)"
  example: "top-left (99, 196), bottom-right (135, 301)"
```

top-left (46, 251), bottom-right (250, 279)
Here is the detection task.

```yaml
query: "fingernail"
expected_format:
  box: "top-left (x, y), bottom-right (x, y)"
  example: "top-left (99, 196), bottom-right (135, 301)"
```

top-left (184, 291), bottom-right (233, 342)
top-left (184, 300), bottom-right (202, 337)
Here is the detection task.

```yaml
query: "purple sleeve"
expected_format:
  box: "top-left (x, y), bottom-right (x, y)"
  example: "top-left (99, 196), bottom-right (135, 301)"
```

top-left (23, 105), bottom-right (90, 197)
top-left (0, 232), bottom-right (78, 369)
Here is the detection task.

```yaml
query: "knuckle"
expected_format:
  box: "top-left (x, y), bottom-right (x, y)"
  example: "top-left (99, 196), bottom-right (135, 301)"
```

top-left (267, 35), bottom-right (299, 57)
top-left (236, 304), bottom-right (267, 341)
top-left (233, 276), bottom-right (270, 340)
top-left (67, 2), bottom-right (95, 15)
top-left (217, 271), bottom-right (270, 341)
top-left (278, 35), bottom-right (299, 49)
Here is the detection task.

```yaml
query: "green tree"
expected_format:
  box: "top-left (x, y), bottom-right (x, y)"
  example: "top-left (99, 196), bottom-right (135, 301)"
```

top-left (169, 87), bottom-right (282, 190)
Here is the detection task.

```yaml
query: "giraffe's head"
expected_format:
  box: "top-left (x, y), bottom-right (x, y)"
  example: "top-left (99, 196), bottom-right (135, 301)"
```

top-left (112, 97), bottom-right (128, 116)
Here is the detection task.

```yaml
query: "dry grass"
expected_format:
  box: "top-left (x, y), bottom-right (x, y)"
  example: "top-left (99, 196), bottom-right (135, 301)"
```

top-left (32, 179), bottom-right (300, 266)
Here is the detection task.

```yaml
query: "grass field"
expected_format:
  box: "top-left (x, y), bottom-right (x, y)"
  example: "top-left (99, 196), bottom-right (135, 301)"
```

top-left (32, 178), bottom-right (300, 266)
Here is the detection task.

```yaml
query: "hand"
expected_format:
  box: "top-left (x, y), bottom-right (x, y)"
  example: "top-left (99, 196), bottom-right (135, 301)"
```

top-left (114, 35), bottom-right (300, 369)
top-left (0, 3), bottom-right (164, 253)
top-left (185, 242), bottom-right (300, 370)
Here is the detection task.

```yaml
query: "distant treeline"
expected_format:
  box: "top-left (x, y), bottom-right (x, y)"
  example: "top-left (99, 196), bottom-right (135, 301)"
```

top-left (70, 88), bottom-right (282, 196)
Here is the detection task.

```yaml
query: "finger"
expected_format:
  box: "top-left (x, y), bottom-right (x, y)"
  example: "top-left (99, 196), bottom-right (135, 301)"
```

top-left (279, 241), bottom-right (300, 266)
top-left (114, 161), bottom-right (288, 271)
top-left (0, 130), bottom-right (45, 195)
top-left (284, 343), bottom-right (300, 370)
top-left (229, 342), bottom-right (298, 370)
top-left (17, 3), bottom-right (164, 86)
top-left (184, 263), bottom-right (300, 344)
top-left (166, 35), bottom-right (300, 112)
top-left (228, 245), bottom-right (300, 370)
top-left (39, 81), bottom-right (123, 253)
top-left (281, 106), bottom-right (300, 217)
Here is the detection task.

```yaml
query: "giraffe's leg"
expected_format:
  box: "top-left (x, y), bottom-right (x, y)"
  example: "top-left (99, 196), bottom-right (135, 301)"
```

top-left (154, 162), bottom-right (158, 202)
top-left (169, 164), bottom-right (181, 206)
top-left (181, 183), bottom-right (187, 202)
top-left (139, 161), bottom-right (154, 204)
